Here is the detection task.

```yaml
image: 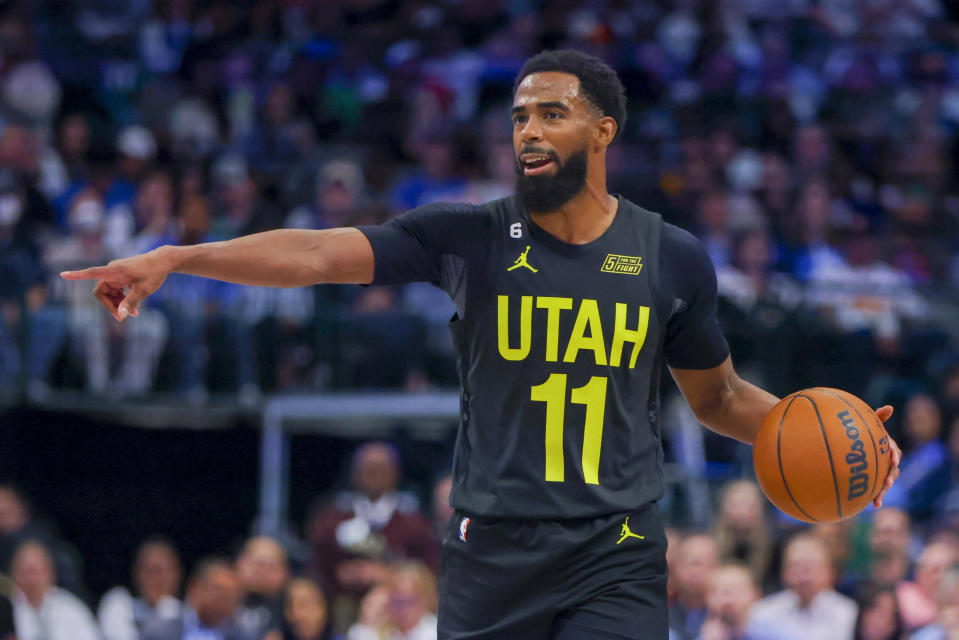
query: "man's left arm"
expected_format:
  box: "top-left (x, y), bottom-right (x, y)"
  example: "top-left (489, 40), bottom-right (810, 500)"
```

top-left (669, 356), bottom-right (901, 507)
top-left (659, 224), bottom-right (900, 507)
top-left (669, 356), bottom-right (776, 446)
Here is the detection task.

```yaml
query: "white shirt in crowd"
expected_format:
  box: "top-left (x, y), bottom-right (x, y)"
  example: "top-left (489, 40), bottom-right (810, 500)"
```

top-left (13, 586), bottom-right (102, 640)
top-left (98, 585), bottom-right (182, 640)
top-left (745, 588), bottom-right (857, 640)
top-left (347, 612), bottom-right (438, 640)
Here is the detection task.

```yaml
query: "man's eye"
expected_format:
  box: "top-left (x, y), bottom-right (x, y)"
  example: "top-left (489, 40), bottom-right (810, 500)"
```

top-left (513, 115), bottom-right (527, 125)
top-left (547, 111), bottom-right (562, 119)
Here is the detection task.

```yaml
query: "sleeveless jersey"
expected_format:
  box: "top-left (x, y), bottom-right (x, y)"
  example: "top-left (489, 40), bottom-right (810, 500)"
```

top-left (358, 195), bottom-right (727, 519)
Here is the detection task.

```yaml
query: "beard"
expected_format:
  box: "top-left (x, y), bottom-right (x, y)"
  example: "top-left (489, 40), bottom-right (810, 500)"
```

top-left (515, 146), bottom-right (589, 214)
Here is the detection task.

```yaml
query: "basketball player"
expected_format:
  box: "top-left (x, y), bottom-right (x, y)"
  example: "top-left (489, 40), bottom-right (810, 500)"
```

top-left (63, 50), bottom-right (901, 639)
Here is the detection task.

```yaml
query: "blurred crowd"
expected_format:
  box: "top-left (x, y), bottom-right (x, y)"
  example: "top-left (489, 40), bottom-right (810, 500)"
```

top-left (1, 0), bottom-right (959, 404)
top-left (7, 440), bottom-right (959, 639)
top-left (3, 0), bottom-right (959, 638)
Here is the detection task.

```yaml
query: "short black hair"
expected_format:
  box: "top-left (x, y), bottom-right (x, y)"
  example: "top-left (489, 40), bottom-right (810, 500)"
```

top-left (515, 49), bottom-right (627, 140)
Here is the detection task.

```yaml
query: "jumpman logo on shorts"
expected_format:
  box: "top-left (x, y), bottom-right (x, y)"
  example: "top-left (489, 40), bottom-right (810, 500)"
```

top-left (507, 245), bottom-right (538, 273)
top-left (616, 516), bottom-right (645, 544)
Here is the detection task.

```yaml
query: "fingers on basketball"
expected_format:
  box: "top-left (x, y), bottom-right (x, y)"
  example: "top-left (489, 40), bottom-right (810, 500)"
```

top-left (754, 387), bottom-right (892, 523)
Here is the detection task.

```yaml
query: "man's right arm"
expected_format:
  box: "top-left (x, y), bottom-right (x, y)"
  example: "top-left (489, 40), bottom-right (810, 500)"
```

top-left (61, 227), bottom-right (374, 321)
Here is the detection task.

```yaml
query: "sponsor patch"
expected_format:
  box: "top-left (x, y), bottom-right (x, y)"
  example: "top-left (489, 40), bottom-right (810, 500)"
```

top-left (601, 254), bottom-right (643, 275)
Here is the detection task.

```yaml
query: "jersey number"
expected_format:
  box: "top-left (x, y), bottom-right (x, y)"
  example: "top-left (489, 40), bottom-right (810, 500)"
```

top-left (530, 374), bottom-right (607, 484)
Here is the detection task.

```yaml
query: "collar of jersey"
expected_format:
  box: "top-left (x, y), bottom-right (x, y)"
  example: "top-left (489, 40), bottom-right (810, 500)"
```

top-left (519, 194), bottom-right (626, 257)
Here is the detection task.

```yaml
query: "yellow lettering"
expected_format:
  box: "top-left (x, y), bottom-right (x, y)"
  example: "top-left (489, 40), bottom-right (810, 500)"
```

top-left (562, 299), bottom-right (607, 365)
top-left (497, 295), bottom-right (532, 360)
top-left (536, 297), bottom-right (573, 362)
top-left (609, 304), bottom-right (649, 368)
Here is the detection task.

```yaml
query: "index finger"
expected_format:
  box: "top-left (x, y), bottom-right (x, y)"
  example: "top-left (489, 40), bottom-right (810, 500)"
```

top-left (60, 266), bottom-right (112, 280)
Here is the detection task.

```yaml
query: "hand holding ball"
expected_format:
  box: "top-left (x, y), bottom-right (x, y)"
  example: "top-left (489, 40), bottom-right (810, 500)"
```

top-left (753, 388), bottom-right (892, 523)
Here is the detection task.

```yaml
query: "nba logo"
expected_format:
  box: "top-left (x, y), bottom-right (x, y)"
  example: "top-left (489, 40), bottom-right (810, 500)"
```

top-left (459, 517), bottom-right (471, 542)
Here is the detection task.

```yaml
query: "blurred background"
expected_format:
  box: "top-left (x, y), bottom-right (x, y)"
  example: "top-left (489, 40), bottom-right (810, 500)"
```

top-left (2, 0), bottom-right (959, 639)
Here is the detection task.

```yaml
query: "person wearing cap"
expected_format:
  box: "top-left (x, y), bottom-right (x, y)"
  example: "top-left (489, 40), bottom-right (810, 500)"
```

top-left (108, 125), bottom-right (158, 213)
top-left (45, 190), bottom-right (168, 395)
top-left (285, 160), bottom-right (366, 231)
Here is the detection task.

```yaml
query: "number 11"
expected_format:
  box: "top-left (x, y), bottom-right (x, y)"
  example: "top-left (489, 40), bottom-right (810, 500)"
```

top-left (530, 374), bottom-right (608, 484)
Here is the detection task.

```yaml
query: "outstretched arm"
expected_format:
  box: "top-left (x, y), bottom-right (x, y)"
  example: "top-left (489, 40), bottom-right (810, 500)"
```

top-left (670, 356), bottom-right (901, 507)
top-left (60, 227), bottom-right (374, 321)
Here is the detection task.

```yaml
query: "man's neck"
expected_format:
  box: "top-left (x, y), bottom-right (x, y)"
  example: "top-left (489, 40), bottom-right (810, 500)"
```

top-left (529, 180), bottom-right (617, 245)
top-left (677, 592), bottom-right (706, 611)
top-left (25, 590), bottom-right (47, 609)
top-left (795, 589), bottom-right (826, 609)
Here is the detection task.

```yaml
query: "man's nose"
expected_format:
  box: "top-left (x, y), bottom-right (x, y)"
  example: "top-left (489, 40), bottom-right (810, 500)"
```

top-left (520, 117), bottom-right (542, 142)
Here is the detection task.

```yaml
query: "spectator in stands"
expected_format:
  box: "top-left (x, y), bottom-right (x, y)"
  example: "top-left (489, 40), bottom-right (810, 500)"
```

top-left (116, 169), bottom-right (178, 257)
top-left (669, 533), bottom-right (719, 640)
top-left (209, 154), bottom-right (282, 239)
top-left (0, 123), bottom-right (55, 238)
top-left (896, 539), bottom-right (959, 633)
top-left (912, 563), bottom-right (959, 640)
top-left (52, 113), bottom-right (91, 193)
top-left (141, 557), bottom-right (253, 640)
top-left (853, 583), bottom-right (902, 640)
top-left (747, 533), bottom-right (858, 640)
top-left (882, 393), bottom-right (951, 520)
top-left (695, 563), bottom-right (760, 640)
top-left (0, 486), bottom-right (81, 597)
top-left (338, 285), bottom-right (429, 389)
top-left (10, 540), bottom-right (100, 640)
top-left (783, 177), bottom-right (845, 282)
top-left (345, 584), bottom-right (392, 640)
top-left (45, 191), bottom-right (168, 395)
top-left (235, 536), bottom-right (289, 640)
top-left (665, 527), bottom-right (684, 605)
top-left (285, 161), bottom-right (367, 232)
top-left (865, 508), bottom-right (914, 590)
top-left (0, 170), bottom-right (65, 397)
top-left (278, 577), bottom-right (335, 640)
top-left (694, 191), bottom-right (732, 270)
top-left (307, 442), bottom-right (436, 633)
top-left (711, 481), bottom-right (774, 589)
top-left (98, 537), bottom-right (182, 640)
top-left (390, 133), bottom-right (469, 211)
top-left (812, 521), bottom-right (856, 596)
top-left (242, 82), bottom-right (312, 180)
top-left (110, 125), bottom-right (158, 215)
top-left (386, 562), bottom-right (437, 640)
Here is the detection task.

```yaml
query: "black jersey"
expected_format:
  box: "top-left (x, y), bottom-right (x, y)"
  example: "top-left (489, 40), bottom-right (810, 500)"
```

top-left (358, 195), bottom-right (728, 519)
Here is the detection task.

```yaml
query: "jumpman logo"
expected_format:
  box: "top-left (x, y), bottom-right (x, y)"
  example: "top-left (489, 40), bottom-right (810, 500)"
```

top-left (616, 517), bottom-right (645, 544)
top-left (507, 245), bottom-right (538, 273)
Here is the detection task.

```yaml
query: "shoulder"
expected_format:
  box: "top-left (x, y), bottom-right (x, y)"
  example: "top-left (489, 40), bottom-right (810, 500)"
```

top-left (392, 199), bottom-right (499, 227)
top-left (98, 585), bottom-right (133, 612)
top-left (395, 491), bottom-right (422, 515)
top-left (819, 589), bottom-right (857, 614)
top-left (750, 590), bottom-right (795, 616)
top-left (140, 615), bottom-right (184, 640)
top-left (661, 222), bottom-right (711, 266)
top-left (912, 624), bottom-right (947, 640)
top-left (50, 587), bottom-right (92, 611)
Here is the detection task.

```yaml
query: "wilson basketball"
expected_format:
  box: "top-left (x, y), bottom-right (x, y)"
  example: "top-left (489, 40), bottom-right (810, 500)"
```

top-left (753, 387), bottom-right (891, 523)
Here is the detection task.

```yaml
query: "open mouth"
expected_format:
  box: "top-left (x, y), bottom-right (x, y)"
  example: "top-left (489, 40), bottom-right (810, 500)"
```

top-left (520, 153), bottom-right (556, 176)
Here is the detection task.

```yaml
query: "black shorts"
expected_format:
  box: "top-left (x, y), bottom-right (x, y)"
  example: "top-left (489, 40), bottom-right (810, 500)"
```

top-left (437, 502), bottom-right (668, 640)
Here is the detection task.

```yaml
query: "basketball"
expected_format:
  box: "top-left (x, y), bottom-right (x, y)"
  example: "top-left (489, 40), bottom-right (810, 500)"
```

top-left (753, 387), bottom-right (892, 523)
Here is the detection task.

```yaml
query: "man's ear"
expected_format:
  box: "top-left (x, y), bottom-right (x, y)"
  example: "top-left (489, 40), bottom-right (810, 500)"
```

top-left (593, 116), bottom-right (617, 151)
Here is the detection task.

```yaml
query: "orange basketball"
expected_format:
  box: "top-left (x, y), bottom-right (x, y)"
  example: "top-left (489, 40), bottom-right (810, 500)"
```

top-left (753, 387), bottom-right (891, 523)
